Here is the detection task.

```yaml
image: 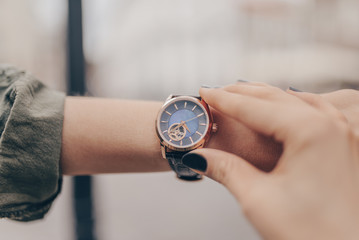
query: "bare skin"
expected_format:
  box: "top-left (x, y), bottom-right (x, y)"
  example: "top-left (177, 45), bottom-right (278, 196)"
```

top-left (321, 89), bottom-right (359, 133)
top-left (190, 83), bottom-right (359, 240)
top-left (61, 98), bottom-right (165, 175)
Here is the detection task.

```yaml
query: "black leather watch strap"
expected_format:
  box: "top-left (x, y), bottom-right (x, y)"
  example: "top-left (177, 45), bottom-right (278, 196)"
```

top-left (166, 152), bottom-right (202, 181)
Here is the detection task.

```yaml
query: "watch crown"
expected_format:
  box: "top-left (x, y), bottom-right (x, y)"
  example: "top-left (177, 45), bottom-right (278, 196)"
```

top-left (212, 123), bottom-right (218, 133)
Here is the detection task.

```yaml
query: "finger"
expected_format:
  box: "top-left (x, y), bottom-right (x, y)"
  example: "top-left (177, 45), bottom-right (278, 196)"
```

top-left (236, 80), bottom-right (269, 87)
top-left (224, 84), bottom-right (284, 100)
top-left (199, 87), bottom-right (308, 140)
top-left (287, 90), bottom-right (347, 123)
top-left (182, 148), bottom-right (265, 202)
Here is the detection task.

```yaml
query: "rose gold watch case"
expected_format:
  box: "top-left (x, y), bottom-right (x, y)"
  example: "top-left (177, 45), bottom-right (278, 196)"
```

top-left (155, 95), bottom-right (215, 158)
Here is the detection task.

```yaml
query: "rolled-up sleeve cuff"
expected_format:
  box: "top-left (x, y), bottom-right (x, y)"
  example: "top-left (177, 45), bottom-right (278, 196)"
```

top-left (0, 65), bottom-right (65, 221)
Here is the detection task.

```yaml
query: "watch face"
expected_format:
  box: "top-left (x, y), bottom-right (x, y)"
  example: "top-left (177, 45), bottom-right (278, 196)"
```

top-left (157, 96), bottom-right (210, 149)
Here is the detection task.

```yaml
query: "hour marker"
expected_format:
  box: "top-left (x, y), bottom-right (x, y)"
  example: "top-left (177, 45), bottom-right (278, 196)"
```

top-left (200, 123), bottom-right (206, 126)
top-left (192, 105), bottom-right (197, 111)
top-left (169, 139), bottom-right (172, 142)
top-left (163, 130), bottom-right (168, 133)
top-left (165, 111), bottom-right (172, 116)
top-left (174, 104), bottom-right (178, 110)
top-left (161, 120), bottom-right (168, 123)
top-left (196, 131), bottom-right (202, 136)
top-left (180, 140), bottom-right (183, 146)
top-left (184, 102), bottom-right (187, 108)
top-left (189, 137), bottom-right (194, 144)
top-left (197, 113), bottom-right (204, 117)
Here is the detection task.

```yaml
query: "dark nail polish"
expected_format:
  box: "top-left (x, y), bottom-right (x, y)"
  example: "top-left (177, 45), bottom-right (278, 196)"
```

top-left (182, 153), bottom-right (207, 172)
top-left (288, 87), bottom-right (303, 92)
top-left (237, 79), bottom-right (248, 83)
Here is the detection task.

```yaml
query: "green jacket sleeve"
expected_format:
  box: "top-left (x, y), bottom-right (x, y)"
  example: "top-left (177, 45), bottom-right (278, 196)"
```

top-left (0, 65), bottom-right (65, 221)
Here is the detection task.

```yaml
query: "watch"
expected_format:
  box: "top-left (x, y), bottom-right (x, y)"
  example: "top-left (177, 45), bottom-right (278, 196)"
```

top-left (155, 95), bottom-right (217, 181)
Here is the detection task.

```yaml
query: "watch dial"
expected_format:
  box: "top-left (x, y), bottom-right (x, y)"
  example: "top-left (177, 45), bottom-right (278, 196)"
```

top-left (158, 97), bottom-right (209, 148)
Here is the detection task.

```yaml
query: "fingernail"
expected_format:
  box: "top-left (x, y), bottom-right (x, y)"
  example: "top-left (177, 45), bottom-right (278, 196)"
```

top-left (182, 153), bottom-right (207, 172)
top-left (201, 85), bottom-right (221, 89)
top-left (288, 87), bottom-right (303, 92)
top-left (237, 79), bottom-right (248, 83)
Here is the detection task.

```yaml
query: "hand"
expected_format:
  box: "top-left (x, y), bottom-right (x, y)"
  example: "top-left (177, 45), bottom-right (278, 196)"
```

top-left (183, 83), bottom-right (359, 239)
top-left (207, 100), bottom-right (282, 172)
top-left (208, 88), bottom-right (359, 172)
top-left (321, 89), bottom-right (359, 134)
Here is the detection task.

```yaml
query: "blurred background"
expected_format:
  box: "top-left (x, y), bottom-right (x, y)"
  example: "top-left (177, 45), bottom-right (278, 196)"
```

top-left (0, 0), bottom-right (359, 239)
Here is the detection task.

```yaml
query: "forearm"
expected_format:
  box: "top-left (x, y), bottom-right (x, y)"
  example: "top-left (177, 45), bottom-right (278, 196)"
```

top-left (61, 97), bottom-right (168, 175)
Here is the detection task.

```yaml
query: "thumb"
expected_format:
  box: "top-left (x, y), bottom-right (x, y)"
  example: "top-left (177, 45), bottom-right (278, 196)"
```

top-left (182, 148), bottom-right (264, 201)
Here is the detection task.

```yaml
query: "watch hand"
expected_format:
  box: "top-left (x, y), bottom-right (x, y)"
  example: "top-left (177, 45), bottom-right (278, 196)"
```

top-left (169, 114), bottom-right (202, 134)
top-left (184, 114), bottom-right (203, 123)
top-left (182, 121), bottom-right (191, 133)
